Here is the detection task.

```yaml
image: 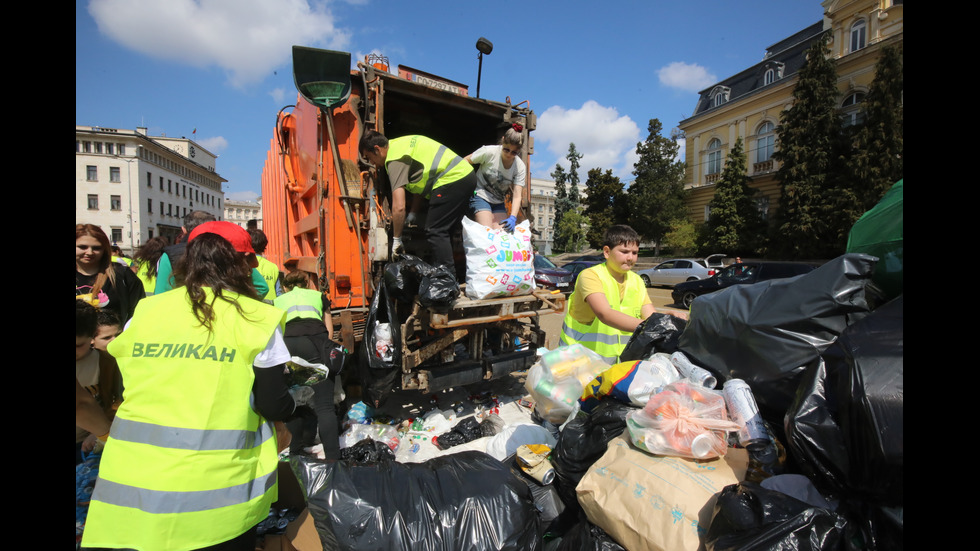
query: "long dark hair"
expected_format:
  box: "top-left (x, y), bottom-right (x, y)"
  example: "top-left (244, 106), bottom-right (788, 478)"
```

top-left (133, 236), bottom-right (170, 279)
top-left (176, 233), bottom-right (259, 332)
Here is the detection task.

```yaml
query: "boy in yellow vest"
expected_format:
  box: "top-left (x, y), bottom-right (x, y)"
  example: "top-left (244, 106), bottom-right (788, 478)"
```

top-left (559, 225), bottom-right (656, 364)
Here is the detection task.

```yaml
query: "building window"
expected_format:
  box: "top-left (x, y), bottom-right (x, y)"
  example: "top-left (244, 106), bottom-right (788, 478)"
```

top-left (88, 194), bottom-right (99, 210)
top-left (148, 228), bottom-right (154, 239)
top-left (160, 201), bottom-right (164, 215)
top-left (111, 227), bottom-right (123, 243)
top-left (106, 143), bottom-right (115, 155)
top-left (110, 167), bottom-right (121, 182)
top-left (755, 122), bottom-right (775, 164)
top-left (710, 86), bottom-right (730, 108)
top-left (840, 92), bottom-right (866, 127)
top-left (147, 171), bottom-right (152, 188)
top-left (110, 195), bottom-right (122, 210)
top-left (764, 68), bottom-right (775, 86)
top-left (119, 144), bottom-right (126, 155)
top-left (706, 139), bottom-right (723, 175)
top-left (850, 19), bottom-right (867, 53)
top-left (83, 141), bottom-right (92, 153)
top-left (86, 166), bottom-right (98, 181)
top-left (160, 176), bottom-right (164, 190)
top-left (148, 198), bottom-right (153, 213)
top-left (168, 180), bottom-right (172, 194)
top-left (95, 142), bottom-right (103, 154)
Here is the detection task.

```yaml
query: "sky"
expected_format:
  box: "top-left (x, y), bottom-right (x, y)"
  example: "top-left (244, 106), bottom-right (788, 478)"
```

top-left (76, 0), bottom-right (822, 202)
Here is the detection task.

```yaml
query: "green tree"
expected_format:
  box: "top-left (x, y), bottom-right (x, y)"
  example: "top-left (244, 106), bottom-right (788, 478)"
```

top-left (849, 44), bottom-right (903, 214)
top-left (771, 35), bottom-right (847, 259)
top-left (551, 164), bottom-right (571, 251)
top-left (556, 209), bottom-right (587, 253)
top-left (566, 143), bottom-right (583, 206)
top-left (626, 119), bottom-right (688, 255)
top-left (582, 168), bottom-right (626, 248)
top-left (700, 138), bottom-right (764, 255)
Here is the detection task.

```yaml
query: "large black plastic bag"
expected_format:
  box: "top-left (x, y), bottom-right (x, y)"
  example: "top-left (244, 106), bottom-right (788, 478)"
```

top-left (383, 254), bottom-right (427, 303)
top-left (785, 295), bottom-right (903, 505)
top-left (619, 312), bottom-right (686, 361)
top-left (419, 263), bottom-right (459, 312)
top-left (291, 451), bottom-right (542, 551)
top-left (358, 280), bottom-right (401, 407)
top-left (551, 400), bottom-right (634, 511)
top-left (705, 482), bottom-right (847, 551)
top-left (678, 254), bottom-right (876, 416)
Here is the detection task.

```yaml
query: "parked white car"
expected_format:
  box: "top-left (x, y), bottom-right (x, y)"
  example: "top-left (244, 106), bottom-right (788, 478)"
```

top-left (636, 259), bottom-right (713, 287)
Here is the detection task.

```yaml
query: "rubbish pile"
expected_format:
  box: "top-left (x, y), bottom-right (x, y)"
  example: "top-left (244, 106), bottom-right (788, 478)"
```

top-left (272, 247), bottom-right (902, 551)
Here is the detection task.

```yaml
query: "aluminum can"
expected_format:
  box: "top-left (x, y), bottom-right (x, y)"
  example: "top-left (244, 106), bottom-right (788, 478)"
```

top-left (722, 378), bottom-right (769, 450)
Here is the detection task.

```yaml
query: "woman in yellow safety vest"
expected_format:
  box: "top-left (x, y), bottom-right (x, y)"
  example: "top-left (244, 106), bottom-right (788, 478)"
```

top-left (131, 235), bottom-right (170, 297)
top-left (82, 222), bottom-right (301, 551)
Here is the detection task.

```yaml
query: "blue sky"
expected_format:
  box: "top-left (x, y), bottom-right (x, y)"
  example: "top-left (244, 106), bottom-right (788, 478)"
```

top-left (76, 0), bottom-right (821, 202)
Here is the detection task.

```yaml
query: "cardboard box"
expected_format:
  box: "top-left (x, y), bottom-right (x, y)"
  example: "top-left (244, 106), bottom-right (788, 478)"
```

top-left (261, 462), bottom-right (321, 551)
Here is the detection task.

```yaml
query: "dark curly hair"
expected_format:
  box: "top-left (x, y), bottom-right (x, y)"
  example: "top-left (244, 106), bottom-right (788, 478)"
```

top-left (133, 236), bottom-right (170, 279)
top-left (176, 233), bottom-right (259, 332)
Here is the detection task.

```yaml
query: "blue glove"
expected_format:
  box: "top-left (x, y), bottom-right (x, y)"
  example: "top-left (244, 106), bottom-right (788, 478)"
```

top-left (501, 215), bottom-right (517, 232)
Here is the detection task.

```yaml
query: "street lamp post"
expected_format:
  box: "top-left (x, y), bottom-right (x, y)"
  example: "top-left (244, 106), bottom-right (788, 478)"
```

top-left (476, 37), bottom-right (493, 99)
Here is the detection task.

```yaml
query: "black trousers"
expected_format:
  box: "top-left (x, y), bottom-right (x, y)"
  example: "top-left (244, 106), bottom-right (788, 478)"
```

top-left (425, 172), bottom-right (477, 268)
top-left (283, 333), bottom-right (341, 460)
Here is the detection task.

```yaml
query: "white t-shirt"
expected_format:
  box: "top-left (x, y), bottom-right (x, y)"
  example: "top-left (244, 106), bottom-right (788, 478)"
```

top-left (469, 145), bottom-right (527, 205)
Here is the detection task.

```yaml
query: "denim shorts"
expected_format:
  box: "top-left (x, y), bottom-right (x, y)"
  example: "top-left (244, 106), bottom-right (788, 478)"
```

top-left (469, 194), bottom-right (506, 214)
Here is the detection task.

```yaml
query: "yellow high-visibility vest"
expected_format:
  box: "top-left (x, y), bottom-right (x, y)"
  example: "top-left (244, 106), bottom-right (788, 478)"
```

top-left (82, 288), bottom-right (285, 551)
top-left (559, 264), bottom-right (645, 364)
top-left (386, 135), bottom-right (473, 198)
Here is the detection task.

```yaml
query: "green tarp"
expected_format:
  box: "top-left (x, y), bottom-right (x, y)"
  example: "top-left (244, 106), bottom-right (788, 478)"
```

top-left (846, 179), bottom-right (903, 300)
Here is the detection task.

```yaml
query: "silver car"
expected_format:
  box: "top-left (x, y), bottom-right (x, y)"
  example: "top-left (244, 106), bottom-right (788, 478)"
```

top-left (636, 258), bottom-right (712, 287)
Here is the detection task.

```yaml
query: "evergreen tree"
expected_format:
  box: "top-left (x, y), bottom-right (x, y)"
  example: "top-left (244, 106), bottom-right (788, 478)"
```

top-left (701, 138), bottom-right (764, 255)
top-left (567, 143), bottom-right (583, 206)
top-left (551, 164), bottom-right (570, 251)
top-left (583, 168), bottom-right (626, 248)
top-left (626, 119), bottom-right (688, 255)
top-left (556, 209), bottom-right (587, 253)
top-left (771, 35), bottom-right (846, 259)
top-left (849, 44), bottom-right (903, 214)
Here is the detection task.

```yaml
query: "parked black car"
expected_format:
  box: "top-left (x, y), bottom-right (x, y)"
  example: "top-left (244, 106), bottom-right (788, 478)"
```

top-left (671, 261), bottom-right (816, 308)
top-left (560, 258), bottom-right (603, 286)
top-left (533, 254), bottom-right (574, 292)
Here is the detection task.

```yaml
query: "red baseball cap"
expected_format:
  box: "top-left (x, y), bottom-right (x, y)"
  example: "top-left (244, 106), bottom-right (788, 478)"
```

top-left (188, 221), bottom-right (255, 254)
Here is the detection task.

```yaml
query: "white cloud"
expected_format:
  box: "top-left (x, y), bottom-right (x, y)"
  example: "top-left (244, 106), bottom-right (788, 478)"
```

top-left (535, 100), bottom-right (641, 181)
top-left (269, 87), bottom-right (288, 104)
top-left (657, 62), bottom-right (717, 93)
top-left (197, 135), bottom-right (228, 154)
top-left (88, 0), bottom-right (351, 88)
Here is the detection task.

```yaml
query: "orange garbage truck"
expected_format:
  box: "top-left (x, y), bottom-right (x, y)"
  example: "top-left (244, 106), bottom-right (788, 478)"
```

top-left (261, 46), bottom-right (565, 399)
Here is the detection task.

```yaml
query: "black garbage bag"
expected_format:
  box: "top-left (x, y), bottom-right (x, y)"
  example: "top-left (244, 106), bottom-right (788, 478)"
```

top-left (619, 312), bottom-right (687, 361)
top-left (291, 451), bottom-right (542, 551)
top-left (339, 437), bottom-right (397, 463)
top-left (551, 400), bottom-right (635, 511)
top-left (552, 515), bottom-right (626, 551)
top-left (678, 253), bottom-right (876, 416)
top-left (785, 295), bottom-right (903, 506)
top-left (705, 482), bottom-right (847, 551)
top-left (419, 262), bottom-right (459, 312)
top-left (383, 254), bottom-right (427, 303)
top-left (358, 281), bottom-right (401, 407)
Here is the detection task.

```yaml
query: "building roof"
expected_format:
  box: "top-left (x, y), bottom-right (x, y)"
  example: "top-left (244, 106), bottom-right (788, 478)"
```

top-left (685, 21), bottom-right (825, 122)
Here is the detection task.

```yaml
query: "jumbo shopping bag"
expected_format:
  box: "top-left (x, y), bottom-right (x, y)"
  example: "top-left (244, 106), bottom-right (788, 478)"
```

top-left (462, 217), bottom-right (536, 299)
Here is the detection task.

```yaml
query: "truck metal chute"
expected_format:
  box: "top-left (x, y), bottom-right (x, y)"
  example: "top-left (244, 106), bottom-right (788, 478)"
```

top-left (261, 45), bottom-right (562, 395)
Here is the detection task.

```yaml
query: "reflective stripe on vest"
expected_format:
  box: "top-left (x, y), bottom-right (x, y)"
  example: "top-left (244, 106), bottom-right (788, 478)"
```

top-left (274, 288), bottom-right (324, 324)
top-left (559, 265), bottom-right (645, 364)
top-left (386, 135), bottom-right (473, 198)
top-left (91, 462), bottom-right (277, 515)
top-left (110, 416), bottom-right (275, 451)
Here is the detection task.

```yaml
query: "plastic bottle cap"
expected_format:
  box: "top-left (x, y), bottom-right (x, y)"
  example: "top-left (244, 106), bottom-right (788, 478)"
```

top-left (690, 434), bottom-right (717, 458)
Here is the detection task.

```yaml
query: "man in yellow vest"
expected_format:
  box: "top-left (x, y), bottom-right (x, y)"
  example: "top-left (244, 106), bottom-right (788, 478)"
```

top-left (560, 225), bottom-right (656, 364)
top-left (359, 130), bottom-right (477, 269)
top-left (250, 228), bottom-right (281, 303)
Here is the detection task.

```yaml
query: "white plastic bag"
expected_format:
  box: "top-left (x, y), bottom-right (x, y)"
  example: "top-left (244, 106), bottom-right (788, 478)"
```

top-left (462, 217), bottom-right (536, 299)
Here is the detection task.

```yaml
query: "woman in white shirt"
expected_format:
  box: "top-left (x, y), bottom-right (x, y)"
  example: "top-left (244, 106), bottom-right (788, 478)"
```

top-left (465, 123), bottom-right (527, 231)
